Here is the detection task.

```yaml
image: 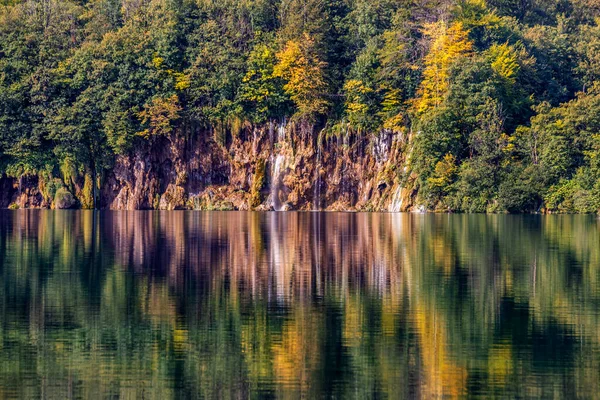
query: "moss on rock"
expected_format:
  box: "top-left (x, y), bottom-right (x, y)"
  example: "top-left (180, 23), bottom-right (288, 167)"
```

top-left (79, 174), bottom-right (94, 209)
top-left (54, 188), bottom-right (76, 209)
top-left (250, 158), bottom-right (266, 209)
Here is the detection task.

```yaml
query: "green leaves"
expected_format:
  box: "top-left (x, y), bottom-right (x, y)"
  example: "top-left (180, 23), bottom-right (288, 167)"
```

top-left (239, 43), bottom-right (288, 123)
top-left (0, 0), bottom-right (600, 212)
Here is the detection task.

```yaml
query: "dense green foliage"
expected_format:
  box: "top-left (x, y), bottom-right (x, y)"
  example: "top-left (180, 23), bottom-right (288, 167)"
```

top-left (1, 0), bottom-right (600, 212)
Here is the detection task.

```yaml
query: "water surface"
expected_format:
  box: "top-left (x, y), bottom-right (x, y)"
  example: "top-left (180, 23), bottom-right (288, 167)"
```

top-left (1, 211), bottom-right (599, 398)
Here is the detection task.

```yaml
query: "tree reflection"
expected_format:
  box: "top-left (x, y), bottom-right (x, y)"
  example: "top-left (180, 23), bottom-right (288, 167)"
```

top-left (0, 211), bottom-right (599, 398)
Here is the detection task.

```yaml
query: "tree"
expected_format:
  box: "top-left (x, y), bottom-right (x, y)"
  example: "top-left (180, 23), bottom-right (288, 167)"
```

top-left (427, 153), bottom-right (458, 207)
top-left (239, 42), bottom-right (289, 123)
top-left (343, 42), bottom-right (380, 132)
top-left (137, 95), bottom-right (182, 138)
top-left (273, 33), bottom-right (329, 120)
top-left (414, 21), bottom-right (473, 114)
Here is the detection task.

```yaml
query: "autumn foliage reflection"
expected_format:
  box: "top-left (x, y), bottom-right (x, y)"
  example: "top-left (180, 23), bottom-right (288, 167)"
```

top-left (1, 211), bottom-right (600, 398)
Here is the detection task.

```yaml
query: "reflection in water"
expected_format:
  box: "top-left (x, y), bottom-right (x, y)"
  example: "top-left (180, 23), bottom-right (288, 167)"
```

top-left (1, 211), bottom-right (600, 398)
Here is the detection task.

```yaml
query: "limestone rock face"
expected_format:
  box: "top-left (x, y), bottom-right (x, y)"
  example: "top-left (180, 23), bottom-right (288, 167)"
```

top-left (159, 185), bottom-right (186, 210)
top-left (0, 175), bottom-right (45, 209)
top-left (1, 122), bottom-right (417, 212)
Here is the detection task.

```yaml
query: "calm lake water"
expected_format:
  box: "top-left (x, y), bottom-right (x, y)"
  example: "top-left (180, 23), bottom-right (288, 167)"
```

top-left (0, 211), bottom-right (599, 398)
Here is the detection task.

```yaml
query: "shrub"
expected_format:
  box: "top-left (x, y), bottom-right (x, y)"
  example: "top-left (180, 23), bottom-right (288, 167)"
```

top-left (54, 188), bottom-right (76, 209)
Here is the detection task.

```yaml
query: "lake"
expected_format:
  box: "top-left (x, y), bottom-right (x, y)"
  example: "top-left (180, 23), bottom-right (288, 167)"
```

top-left (0, 211), bottom-right (599, 398)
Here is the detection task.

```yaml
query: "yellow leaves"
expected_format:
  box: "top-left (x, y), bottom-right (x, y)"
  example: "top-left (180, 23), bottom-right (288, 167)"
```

top-left (173, 72), bottom-right (190, 90)
top-left (347, 102), bottom-right (368, 115)
top-left (380, 89), bottom-right (406, 133)
top-left (381, 88), bottom-right (402, 111)
top-left (383, 113), bottom-right (405, 133)
top-left (344, 79), bottom-right (373, 117)
top-left (502, 134), bottom-right (516, 157)
top-left (273, 33), bottom-right (328, 119)
top-left (152, 55), bottom-right (189, 90)
top-left (467, 0), bottom-right (486, 7)
top-left (137, 95), bottom-right (181, 138)
top-left (344, 79), bottom-right (373, 95)
top-left (152, 56), bottom-right (164, 69)
top-left (414, 22), bottom-right (473, 114)
top-left (428, 154), bottom-right (458, 190)
top-left (488, 43), bottom-right (520, 83)
top-left (274, 39), bottom-right (300, 76)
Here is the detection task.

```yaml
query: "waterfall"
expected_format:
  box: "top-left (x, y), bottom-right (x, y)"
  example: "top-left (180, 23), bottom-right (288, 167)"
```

top-left (373, 131), bottom-right (390, 164)
top-left (389, 186), bottom-right (403, 212)
top-left (277, 118), bottom-right (286, 142)
top-left (342, 126), bottom-right (349, 201)
top-left (252, 127), bottom-right (259, 155)
top-left (313, 143), bottom-right (322, 211)
top-left (270, 154), bottom-right (286, 211)
top-left (343, 126), bottom-right (349, 150)
top-left (268, 119), bottom-right (288, 211)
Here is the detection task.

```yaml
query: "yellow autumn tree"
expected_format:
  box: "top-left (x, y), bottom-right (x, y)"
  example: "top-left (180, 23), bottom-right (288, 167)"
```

top-left (428, 153), bottom-right (458, 194)
top-left (273, 33), bottom-right (329, 119)
top-left (344, 79), bottom-right (374, 130)
top-left (137, 95), bottom-right (182, 138)
top-left (415, 21), bottom-right (473, 114)
top-left (488, 43), bottom-right (521, 83)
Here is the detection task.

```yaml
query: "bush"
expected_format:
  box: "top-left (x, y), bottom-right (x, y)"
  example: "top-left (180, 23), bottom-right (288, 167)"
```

top-left (39, 177), bottom-right (65, 204)
top-left (545, 180), bottom-right (577, 213)
top-left (54, 188), bottom-right (76, 209)
top-left (498, 181), bottom-right (541, 213)
top-left (79, 174), bottom-right (94, 209)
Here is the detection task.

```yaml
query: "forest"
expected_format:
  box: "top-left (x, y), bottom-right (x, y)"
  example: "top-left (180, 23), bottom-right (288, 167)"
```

top-left (1, 0), bottom-right (600, 212)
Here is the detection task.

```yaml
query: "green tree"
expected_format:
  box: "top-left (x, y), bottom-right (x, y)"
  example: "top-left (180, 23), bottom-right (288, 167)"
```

top-left (239, 41), bottom-right (289, 123)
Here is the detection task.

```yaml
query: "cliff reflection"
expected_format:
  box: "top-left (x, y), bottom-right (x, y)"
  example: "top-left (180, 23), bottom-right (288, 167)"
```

top-left (0, 211), bottom-right (599, 398)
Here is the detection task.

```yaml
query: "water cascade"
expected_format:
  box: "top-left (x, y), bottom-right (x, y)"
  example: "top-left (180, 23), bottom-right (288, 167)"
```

top-left (340, 125), bottom-right (350, 203)
top-left (313, 141), bottom-right (322, 211)
top-left (389, 185), bottom-right (404, 212)
top-left (270, 154), bottom-right (286, 211)
top-left (277, 119), bottom-right (286, 142)
top-left (270, 120), bottom-right (288, 211)
top-left (373, 132), bottom-right (390, 164)
top-left (268, 121), bottom-right (274, 144)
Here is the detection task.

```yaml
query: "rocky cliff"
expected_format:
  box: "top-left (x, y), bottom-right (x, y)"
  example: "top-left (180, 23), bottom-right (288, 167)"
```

top-left (0, 122), bottom-right (416, 211)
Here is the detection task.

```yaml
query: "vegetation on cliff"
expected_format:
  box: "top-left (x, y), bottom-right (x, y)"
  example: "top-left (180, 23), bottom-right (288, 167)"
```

top-left (1, 0), bottom-right (600, 212)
